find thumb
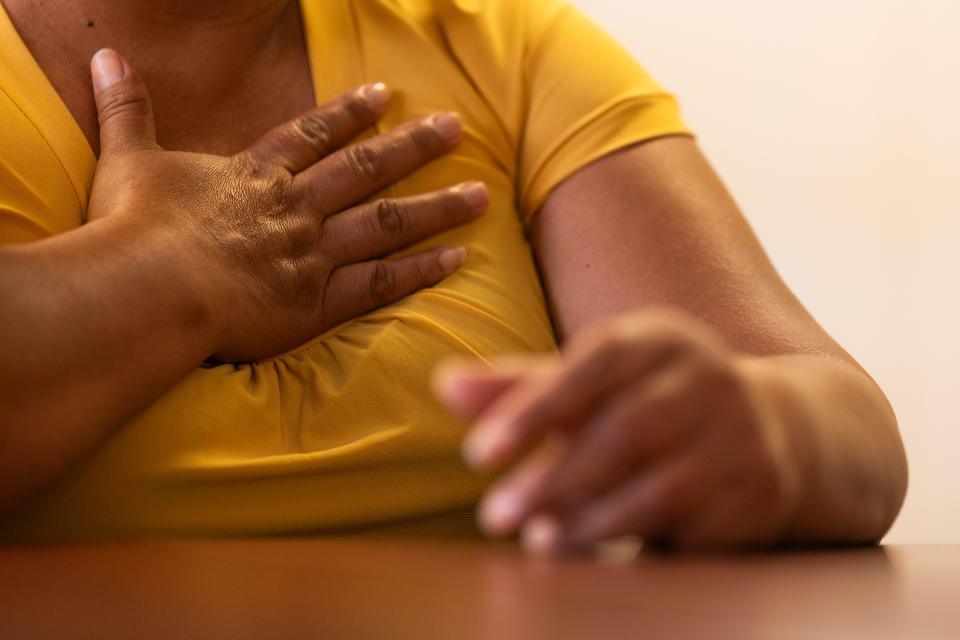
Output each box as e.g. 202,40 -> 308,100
90,48 -> 158,156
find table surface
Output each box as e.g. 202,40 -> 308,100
1,539 -> 957,639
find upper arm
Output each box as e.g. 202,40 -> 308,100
531,136 -> 854,363
478,1 -> 852,363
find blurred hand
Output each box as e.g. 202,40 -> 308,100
435,309 -> 803,554
88,48 -> 487,361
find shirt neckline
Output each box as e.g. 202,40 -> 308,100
0,0 -> 366,221
0,1 -> 97,218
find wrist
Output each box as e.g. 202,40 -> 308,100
87,212 -> 220,362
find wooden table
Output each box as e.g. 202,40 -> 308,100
1,539 -> 957,639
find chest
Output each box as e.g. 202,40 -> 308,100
1,0 -> 315,157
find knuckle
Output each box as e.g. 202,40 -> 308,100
288,216 -> 321,258
375,199 -> 407,238
408,123 -> 439,154
369,261 -> 398,304
96,85 -> 149,125
429,250 -> 448,279
342,94 -> 371,123
641,323 -> 692,354
294,112 -> 334,151
229,156 -> 294,215
573,330 -> 629,370
279,256 -> 318,308
571,340 -> 620,386
569,324 -> 617,359
266,170 -> 293,201
443,189 -> 470,218
231,151 -> 265,179
692,353 -> 740,394
598,333 -> 632,360
346,144 -> 384,182
651,377 -> 685,409
412,255 -> 427,284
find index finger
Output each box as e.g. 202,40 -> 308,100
295,112 -> 463,216
460,331 -> 680,471
433,358 -> 541,421
242,83 -> 391,173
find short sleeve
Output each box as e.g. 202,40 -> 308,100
433,0 -> 692,227
518,1 -> 691,222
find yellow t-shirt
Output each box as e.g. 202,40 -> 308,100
0,0 -> 690,540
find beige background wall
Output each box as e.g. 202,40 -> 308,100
574,0 -> 960,543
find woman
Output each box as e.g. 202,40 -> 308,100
0,0 -> 906,553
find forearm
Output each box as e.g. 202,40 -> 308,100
738,353 -> 908,544
0,215 -> 213,513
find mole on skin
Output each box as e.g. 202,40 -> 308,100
85,19 -> 94,28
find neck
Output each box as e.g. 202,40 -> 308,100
81,1 -> 299,48
2,0 -> 299,50
90,0 -> 295,28
42,0 -> 305,99
0,0 -> 314,155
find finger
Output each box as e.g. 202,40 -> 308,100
243,83 -> 391,173
483,368 -> 698,535
518,365 -> 704,520
520,514 -> 566,557
322,246 -> 467,326
297,112 -> 463,215
535,444 -> 715,553
325,181 -> 488,265
461,325 -> 685,471
433,366 -> 519,421
432,357 -> 542,421
479,436 -> 569,536
90,49 -> 159,156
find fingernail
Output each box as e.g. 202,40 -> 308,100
457,181 -> 488,213
361,82 -> 391,112
91,48 -> 124,92
481,490 -> 525,534
432,112 -> 463,144
522,516 -> 562,556
438,246 -> 467,273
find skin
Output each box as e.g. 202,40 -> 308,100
0,0 -> 908,550
2,0 -> 316,155
435,138 -> 908,553
0,5 -> 489,513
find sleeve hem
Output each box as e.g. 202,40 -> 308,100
520,97 -> 693,228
